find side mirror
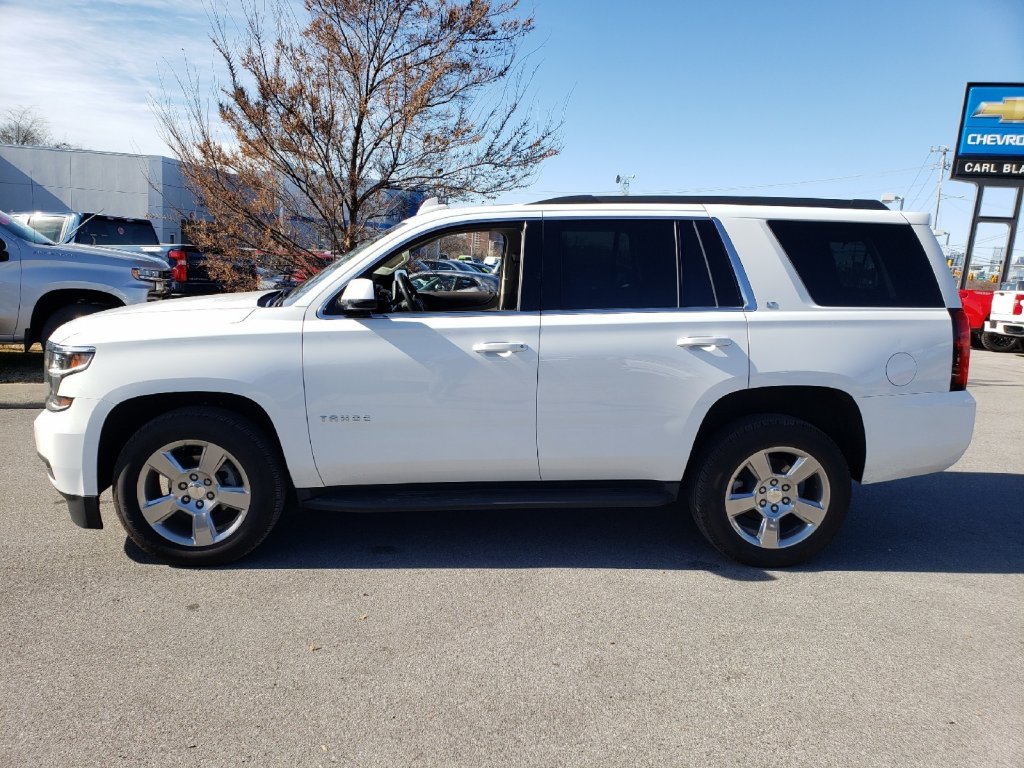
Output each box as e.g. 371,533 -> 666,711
0,238 -> 8,262
338,278 -> 377,314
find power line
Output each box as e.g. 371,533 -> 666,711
906,168 -> 936,211
903,150 -> 934,201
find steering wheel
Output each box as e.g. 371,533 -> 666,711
393,270 -> 425,312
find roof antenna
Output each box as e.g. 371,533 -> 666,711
615,174 -> 635,196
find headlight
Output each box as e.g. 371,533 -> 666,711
44,342 -> 95,412
132,267 -> 170,282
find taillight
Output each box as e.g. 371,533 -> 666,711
949,308 -> 971,391
169,249 -> 188,282
1014,294 -> 1024,316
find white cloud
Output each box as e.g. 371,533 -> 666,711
0,1 -> 268,156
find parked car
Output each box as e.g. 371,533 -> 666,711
414,258 -> 489,274
34,195 -> 975,568
410,271 -> 498,292
983,285 -> 1024,350
10,211 -> 226,296
0,209 -> 170,347
959,288 -> 1021,352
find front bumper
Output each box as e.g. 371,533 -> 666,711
62,492 -> 102,529
36,448 -> 103,529
34,397 -> 109,498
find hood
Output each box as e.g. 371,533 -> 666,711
49,241 -> 169,269
51,291 -> 266,346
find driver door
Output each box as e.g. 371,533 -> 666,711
302,219 -> 542,486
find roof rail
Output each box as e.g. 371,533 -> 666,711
530,195 -> 889,210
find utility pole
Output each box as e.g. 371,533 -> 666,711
931,145 -> 950,231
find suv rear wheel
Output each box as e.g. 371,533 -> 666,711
689,415 -> 851,567
112,407 -> 286,566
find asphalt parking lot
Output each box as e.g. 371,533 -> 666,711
1,351 -> 1021,767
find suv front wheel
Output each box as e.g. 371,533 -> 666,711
689,415 -> 851,567
112,407 -> 287,566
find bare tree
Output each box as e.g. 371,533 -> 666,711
0,106 -> 54,146
159,0 -> 561,285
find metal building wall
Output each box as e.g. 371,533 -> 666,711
0,144 -> 203,243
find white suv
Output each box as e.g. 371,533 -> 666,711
34,196 -> 977,567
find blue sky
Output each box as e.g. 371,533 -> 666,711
3,0 -> 1023,260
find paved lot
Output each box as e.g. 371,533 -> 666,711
1,351 -> 1021,767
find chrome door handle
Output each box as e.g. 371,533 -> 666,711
472,342 -> 528,354
677,336 -> 733,350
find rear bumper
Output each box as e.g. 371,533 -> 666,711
858,390 -> 976,484
170,280 -> 223,297
146,284 -> 171,300
984,320 -> 1024,337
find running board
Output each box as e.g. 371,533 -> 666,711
298,481 -> 680,514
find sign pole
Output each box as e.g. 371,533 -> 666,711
1002,187 -> 1022,285
951,83 -> 1024,289
960,186 -> 984,290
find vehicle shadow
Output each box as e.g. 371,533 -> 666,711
124,470 -> 1023,578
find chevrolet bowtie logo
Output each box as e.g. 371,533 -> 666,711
973,97 -> 1024,123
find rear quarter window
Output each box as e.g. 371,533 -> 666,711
768,220 -> 944,308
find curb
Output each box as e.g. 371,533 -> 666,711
0,383 -> 47,410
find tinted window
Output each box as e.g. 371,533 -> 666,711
543,220 -> 677,310
73,217 -> 159,246
695,220 -> 744,307
677,221 -> 715,307
768,221 -> 943,308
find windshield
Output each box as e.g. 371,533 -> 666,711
281,223 -> 406,305
0,210 -> 56,245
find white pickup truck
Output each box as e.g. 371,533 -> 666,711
34,195 -> 976,568
984,284 -> 1024,342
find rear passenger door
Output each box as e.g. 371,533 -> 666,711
536,217 -> 750,482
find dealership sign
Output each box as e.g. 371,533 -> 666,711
952,82 -> 1024,183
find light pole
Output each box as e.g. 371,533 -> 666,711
931,145 -> 950,231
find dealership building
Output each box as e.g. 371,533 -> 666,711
0,144 -> 202,244
0,143 -> 424,246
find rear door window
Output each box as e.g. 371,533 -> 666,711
541,219 -> 678,310
768,220 -> 943,307
73,217 -> 159,246
678,220 -> 744,308
541,218 -> 746,311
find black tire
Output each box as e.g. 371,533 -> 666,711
980,332 -> 1021,353
40,303 -> 110,346
112,407 -> 287,566
688,415 -> 851,568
